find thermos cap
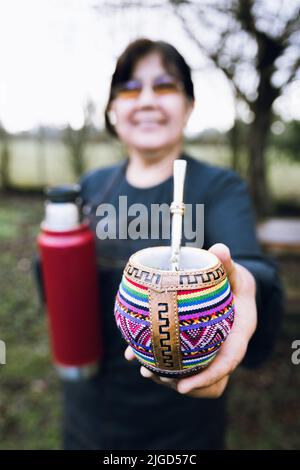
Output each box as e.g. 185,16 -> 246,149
43,184 -> 81,231
45,184 -> 81,203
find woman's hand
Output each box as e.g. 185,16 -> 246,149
124,243 -> 257,399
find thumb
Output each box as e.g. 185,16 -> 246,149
208,243 -> 236,287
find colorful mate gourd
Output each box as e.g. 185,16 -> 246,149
114,160 -> 235,378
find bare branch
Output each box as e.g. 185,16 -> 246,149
280,57 -> 300,90
173,6 -> 250,104
279,6 -> 300,43
235,0 -> 256,35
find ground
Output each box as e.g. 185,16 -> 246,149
0,194 -> 299,450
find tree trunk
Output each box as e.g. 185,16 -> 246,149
0,139 -> 11,192
247,39 -> 281,216
229,119 -> 240,172
37,128 -> 47,187
247,109 -> 272,216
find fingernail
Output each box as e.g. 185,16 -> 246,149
124,350 -> 131,360
140,367 -> 152,378
177,383 -> 189,394
160,377 -> 173,383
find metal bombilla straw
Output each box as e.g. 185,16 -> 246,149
170,159 -> 187,271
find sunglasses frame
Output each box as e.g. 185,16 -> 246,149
114,75 -> 184,100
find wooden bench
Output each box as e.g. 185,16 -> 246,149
257,218 -> 300,255
257,218 -> 300,314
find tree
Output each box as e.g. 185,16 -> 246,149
169,0 -> 300,214
0,123 -> 11,191
100,0 -> 300,214
37,126 -> 47,187
64,100 -> 95,179
227,118 -> 249,176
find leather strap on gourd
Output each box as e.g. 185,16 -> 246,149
148,289 -> 182,371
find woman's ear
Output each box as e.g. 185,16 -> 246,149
108,107 -> 117,126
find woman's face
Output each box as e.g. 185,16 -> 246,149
110,53 -> 194,153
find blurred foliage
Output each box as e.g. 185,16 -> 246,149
270,120 -> 300,162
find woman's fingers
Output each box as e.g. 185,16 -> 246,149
208,243 -> 256,300
208,243 -> 236,288
140,366 -> 178,390
125,245 -> 257,400
125,352 -> 178,389
126,349 -> 177,390
140,366 -> 153,378
124,345 -> 136,361
140,364 -> 229,399
139,359 -> 231,398
183,375 -> 230,399
176,330 -> 247,394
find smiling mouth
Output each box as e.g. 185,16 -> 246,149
134,120 -> 165,126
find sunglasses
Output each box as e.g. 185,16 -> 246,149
115,75 -> 183,99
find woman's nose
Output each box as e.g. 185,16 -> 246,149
136,84 -> 157,106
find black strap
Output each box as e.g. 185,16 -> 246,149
84,157 -> 129,210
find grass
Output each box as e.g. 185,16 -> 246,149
227,314 -> 300,450
0,195 -> 61,449
0,193 -> 299,450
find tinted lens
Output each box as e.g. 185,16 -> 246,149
153,80 -> 180,95
117,79 -> 142,99
115,77 -> 182,99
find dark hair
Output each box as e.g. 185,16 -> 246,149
105,38 -> 195,137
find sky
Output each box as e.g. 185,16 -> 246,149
0,0 -> 299,135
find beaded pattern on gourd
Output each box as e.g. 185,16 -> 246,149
114,273 -> 234,370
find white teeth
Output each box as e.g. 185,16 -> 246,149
138,121 -> 159,124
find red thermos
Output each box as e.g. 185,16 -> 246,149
37,185 -> 102,380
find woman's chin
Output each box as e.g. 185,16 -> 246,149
129,135 -> 172,152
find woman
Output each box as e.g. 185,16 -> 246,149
59,38 -> 283,450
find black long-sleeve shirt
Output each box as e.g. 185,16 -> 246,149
36,153 -> 284,450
